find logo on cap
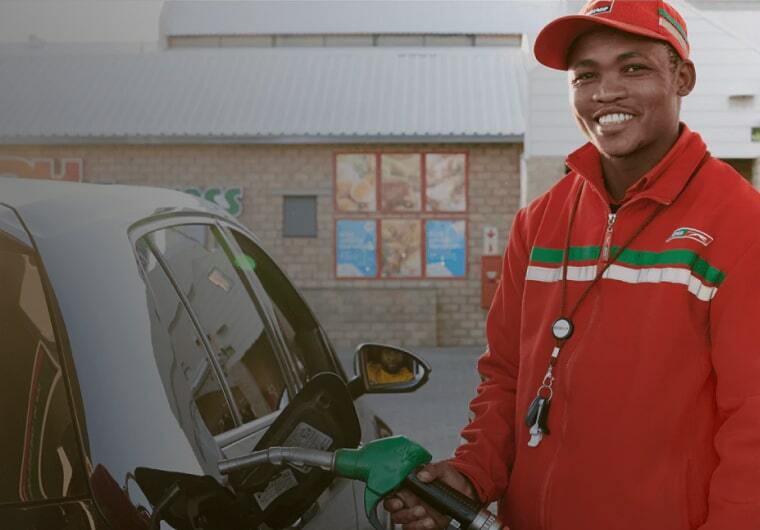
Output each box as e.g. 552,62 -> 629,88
585,0 -> 615,16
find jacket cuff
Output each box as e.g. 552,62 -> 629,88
447,456 -> 495,505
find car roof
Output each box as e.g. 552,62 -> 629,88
0,176 -> 226,236
0,176 -> 243,482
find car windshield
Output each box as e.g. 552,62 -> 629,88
0,231 -> 87,505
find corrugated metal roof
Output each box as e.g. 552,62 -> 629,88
162,0 -> 561,37
0,47 -> 526,143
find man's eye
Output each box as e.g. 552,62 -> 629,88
623,64 -> 648,73
572,72 -> 594,84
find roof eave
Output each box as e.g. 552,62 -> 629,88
0,134 -> 525,145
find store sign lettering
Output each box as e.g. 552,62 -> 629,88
180,186 -> 244,217
0,156 -> 83,182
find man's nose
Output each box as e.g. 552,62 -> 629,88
592,74 -> 627,102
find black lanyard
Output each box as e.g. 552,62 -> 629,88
525,152 -> 710,448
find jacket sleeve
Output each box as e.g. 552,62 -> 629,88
700,240 -> 760,529
449,208 -> 529,503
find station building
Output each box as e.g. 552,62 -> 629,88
0,1 -> 758,347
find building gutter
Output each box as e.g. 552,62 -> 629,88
0,134 -> 524,145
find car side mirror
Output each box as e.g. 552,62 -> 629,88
347,343 -> 431,399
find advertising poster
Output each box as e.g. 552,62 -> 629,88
426,220 -> 466,277
381,154 -> 421,212
425,153 -> 466,212
335,154 -> 377,212
336,220 -> 377,278
381,219 -> 422,277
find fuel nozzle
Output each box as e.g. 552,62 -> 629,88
218,436 -> 504,530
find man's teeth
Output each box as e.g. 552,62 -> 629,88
598,113 -> 634,125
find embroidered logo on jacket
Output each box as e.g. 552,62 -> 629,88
666,227 -> 714,247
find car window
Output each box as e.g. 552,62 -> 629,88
144,224 -> 289,429
0,232 -> 87,504
229,229 -> 341,379
135,237 -> 236,436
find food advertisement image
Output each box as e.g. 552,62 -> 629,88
336,220 -> 377,278
425,153 -> 466,212
381,153 -> 421,212
426,220 -> 466,277
381,219 -> 422,278
336,153 -> 377,212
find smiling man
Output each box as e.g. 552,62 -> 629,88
386,2 -> 760,530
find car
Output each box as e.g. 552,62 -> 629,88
0,176 -> 431,530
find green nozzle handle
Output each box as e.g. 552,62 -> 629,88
334,436 -> 432,530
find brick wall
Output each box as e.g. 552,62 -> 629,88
0,142 -> 521,348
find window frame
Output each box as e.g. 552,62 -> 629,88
129,214 -> 303,441
334,217 -> 470,280
223,223 -> 347,381
282,195 -> 318,238
333,150 -> 470,280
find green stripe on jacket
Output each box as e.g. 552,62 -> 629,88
530,246 -> 725,285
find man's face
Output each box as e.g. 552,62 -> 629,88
380,350 -> 404,373
567,29 -> 693,160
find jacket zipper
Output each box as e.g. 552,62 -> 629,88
600,212 -> 617,263
539,205 -> 621,530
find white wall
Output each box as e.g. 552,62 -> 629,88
524,63 -> 585,158
684,13 -> 760,158
0,1 -> 163,44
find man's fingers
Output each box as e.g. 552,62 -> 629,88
383,496 -> 403,512
403,517 -> 438,530
390,505 -> 431,525
387,489 -> 427,525
385,461 -> 476,530
394,488 -> 422,509
416,461 -> 478,500
385,488 -> 449,529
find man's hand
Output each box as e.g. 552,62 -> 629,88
383,461 -> 477,530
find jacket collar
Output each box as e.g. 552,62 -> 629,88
565,123 -> 708,206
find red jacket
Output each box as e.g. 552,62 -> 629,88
451,125 -> 760,530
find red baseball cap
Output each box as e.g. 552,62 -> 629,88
534,0 -> 690,70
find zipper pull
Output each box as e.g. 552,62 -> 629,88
601,212 -> 617,262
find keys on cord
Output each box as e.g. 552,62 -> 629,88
528,424 -> 543,447
525,395 -> 551,448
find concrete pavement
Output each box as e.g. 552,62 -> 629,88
339,346 -> 485,461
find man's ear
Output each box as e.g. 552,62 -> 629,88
676,59 -> 697,97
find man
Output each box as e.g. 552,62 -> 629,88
367,348 -> 414,384
386,1 -> 760,529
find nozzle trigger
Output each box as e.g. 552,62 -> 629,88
364,490 -> 385,530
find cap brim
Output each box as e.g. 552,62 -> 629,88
534,15 -> 670,70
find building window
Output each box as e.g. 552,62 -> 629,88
334,151 -> 468,279
752,127 -> 760,143
283,196 -> 318,238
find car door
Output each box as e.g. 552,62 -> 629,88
132,216 -> 361,529
0,208 -> 105,529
